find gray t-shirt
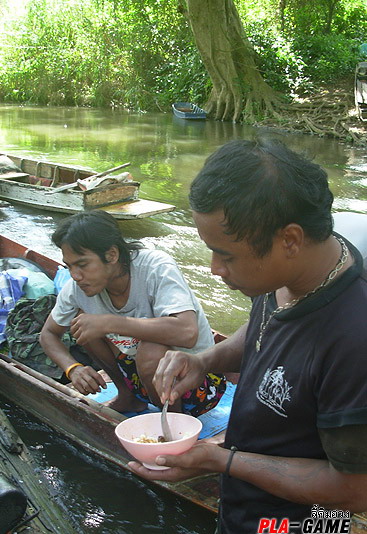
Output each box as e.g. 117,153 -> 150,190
51,248 -> 214,353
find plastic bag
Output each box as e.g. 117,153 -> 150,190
7,268 -> 55,299
54,266 -> 71,294
0,271 -> 27,344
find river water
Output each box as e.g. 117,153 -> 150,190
0,104 -> 366,533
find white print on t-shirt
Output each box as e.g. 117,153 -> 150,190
256,366 -> 292,418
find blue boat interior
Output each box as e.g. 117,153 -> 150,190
89,380 -> 236,439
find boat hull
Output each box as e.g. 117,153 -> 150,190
0,234 -> 220,513
0,354 -> 220,513
172,102 -> 207,120
0,154 -> 175,219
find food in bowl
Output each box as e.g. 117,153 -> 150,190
115,412 -> 202,470
133,434 -> 160,443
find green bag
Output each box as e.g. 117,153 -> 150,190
5,295 -> 75,379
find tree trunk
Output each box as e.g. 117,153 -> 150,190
324,0 -> 339,33
278,0 -> 287,32
183,0 -> 280,122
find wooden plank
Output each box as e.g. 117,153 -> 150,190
47,162 -> 131,194
0,355 -> 219,512
102,198 -> 175,219
0,235 -> 60,278
84,181 -> 140,208
0,179 -> 86,212
0,407 -> 76,533
1,153 -> 93,182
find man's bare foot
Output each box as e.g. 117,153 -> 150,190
103,394 -> 147,413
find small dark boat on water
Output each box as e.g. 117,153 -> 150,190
172,102 -> 207,120
355,61 -> 367,121
0,407 -> 77,533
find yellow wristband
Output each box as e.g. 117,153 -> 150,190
65,362 -> 84,380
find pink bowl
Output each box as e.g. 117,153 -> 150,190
115,412 -> 202,470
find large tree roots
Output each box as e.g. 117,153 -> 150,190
206,87 -> 366,146
255,89 -> 366,146
206,89 -> 282,123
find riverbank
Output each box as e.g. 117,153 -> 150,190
257,77 -> 366,146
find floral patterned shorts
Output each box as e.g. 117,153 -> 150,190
106,334 -> 227,417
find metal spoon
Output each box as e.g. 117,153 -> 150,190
161,398 -> 173,442
160,377 -> 176,442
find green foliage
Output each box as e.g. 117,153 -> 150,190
241,0 -> 364,92
0,0 -> 366,110
332,0 -> 367,38
246,23 -> 307,95
291,34 -> 360,83
0,0 -> 209,109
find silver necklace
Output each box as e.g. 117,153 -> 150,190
255,236 -> 349,353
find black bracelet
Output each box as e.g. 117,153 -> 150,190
225,445 -> 238,477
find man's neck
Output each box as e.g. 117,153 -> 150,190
106,269 -> 130,297
276,235 -> 352,307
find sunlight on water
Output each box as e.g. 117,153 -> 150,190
333,198 -> 367,212
83,507 -> 107,529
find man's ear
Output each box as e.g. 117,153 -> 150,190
105,245 -> 119,264
279,224 -> 304,258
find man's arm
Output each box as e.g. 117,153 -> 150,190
40,315 -> 106,394
129,440 -> 367,513
69,310 -> 199,348
153,323 -> 248,405
222,449 -> 367,512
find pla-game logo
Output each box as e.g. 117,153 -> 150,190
257,505 -> 351,534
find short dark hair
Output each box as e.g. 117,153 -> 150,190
52,210 -> 143,273
189,138 -> 334,257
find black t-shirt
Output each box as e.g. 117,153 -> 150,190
220,237 -> 367,534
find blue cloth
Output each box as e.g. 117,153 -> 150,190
54,266 -> 71,294
88,381 -> 236,439
0,271 -> 27,344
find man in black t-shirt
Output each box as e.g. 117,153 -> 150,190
128,139 -> 367,533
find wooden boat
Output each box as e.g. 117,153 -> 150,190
0,234 -> 225,514
355,62 -> 367,121
172,102 -> 207,120
0,407 -> 76,533
0,153 -> 175,219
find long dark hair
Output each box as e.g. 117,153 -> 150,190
189,138 -> 333,257
52,210 -> 143,273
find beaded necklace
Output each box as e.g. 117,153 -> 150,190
255,236 -> 349,352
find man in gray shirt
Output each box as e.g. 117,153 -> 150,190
40,210 -> 226,415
